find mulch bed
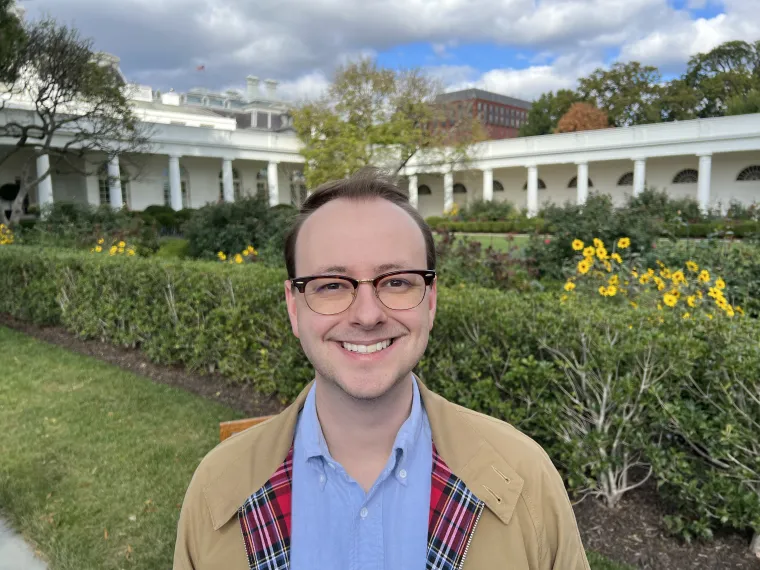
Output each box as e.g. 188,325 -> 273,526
2,314 -> 759,570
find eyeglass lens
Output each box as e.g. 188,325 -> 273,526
303,273 -> 427,315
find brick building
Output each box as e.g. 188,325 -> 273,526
435,88 -> 532,140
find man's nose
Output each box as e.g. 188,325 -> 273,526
349,282 -> 387,326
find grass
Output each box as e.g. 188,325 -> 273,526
0,326 -> 632,570
434,232 -> 531,253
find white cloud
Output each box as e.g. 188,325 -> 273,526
276,71 -> 331,103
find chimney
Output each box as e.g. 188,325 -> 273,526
264,79 -> 278,101
246,76 -> 260,101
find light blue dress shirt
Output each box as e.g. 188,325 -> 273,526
290,376 -> 433,570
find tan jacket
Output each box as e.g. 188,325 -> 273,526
173,379 -> 591,570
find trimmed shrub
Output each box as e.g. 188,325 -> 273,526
154,238 -> 190,259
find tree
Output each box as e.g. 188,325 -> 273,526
0,17 -> 150,225
683,40 -> 760,118
577,62 -> 663,127
518,89 -> 580,137
555,102 -> 610,133
0,0 -> 25,83
291,58 -> 485,188
726,88 -> 760,116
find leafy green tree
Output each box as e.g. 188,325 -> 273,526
658,78 -> 700,122
292,58 -> 484,188
726,88 -> 760,115
518,89 -> 580,137
684,40 -> 760,117
0,0 -> 26,83
576,62 -> 663,126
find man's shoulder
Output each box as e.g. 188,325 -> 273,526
443,398 -> 561,481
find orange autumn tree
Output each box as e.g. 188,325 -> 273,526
555,102 -> 610,133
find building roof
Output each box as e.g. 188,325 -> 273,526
132,100 -> 224,118
436,88 -> 532,109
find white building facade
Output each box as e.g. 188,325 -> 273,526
2,73 -> 760,217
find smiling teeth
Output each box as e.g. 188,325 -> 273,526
342,339 -> 392,354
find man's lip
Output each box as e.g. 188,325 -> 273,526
333,337 -> 397,345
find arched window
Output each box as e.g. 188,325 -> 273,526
672,169 -> 698,184
737,165 -> 760,181
291,170 -> 307,208
163,165 -> 190,208
418,184 -> 432,195
568,176 -> 594,188
98,163 -> 131,208
523,179 -> 547,190
617,172 -> 634,186
493,180 -> 504,192
218,168 -> 242,201
453,183 -> 467,194
257,168 -> 268,195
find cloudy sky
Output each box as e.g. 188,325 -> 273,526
19,0 -> 760,103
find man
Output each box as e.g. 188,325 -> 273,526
173,168 -> 590,570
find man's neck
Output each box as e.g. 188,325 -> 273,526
314,375 -> 414,489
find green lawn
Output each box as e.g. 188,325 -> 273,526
434,232 -> 531,252
0,326 -> 632,570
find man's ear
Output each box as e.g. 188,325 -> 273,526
284,280 -> 300,338
427,278 -> 437,331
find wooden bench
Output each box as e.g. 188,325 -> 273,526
219,416 -> 274,442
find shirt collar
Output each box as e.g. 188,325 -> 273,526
295,375 -> 426,471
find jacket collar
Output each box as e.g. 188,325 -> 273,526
203,378 -> 524,531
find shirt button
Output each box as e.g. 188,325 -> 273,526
399,469 -> 407,479
360,507 -> 368,519
319,474 -> 326,484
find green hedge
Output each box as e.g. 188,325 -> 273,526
1,245 -> 758,541
426,219 -> 549,233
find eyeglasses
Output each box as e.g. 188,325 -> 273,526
290,269 -> 436,315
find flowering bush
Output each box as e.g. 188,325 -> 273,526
90,237 -> 136,256
561,236 -> 744,321
216,244 -> 258,265
0,223 -> 14,245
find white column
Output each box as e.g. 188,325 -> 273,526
698,154 -> 712,214
633,159 -> 646,197
408,174 -> 418,209
222,158 -> 234,203
36,153 -> 54,210
168,155 -> 182,211
482,169 -> 494,202
527,165 -> 538,218
576,162 -> 588,206
107,155 -> 123,209
267,161 -> 279,206
443,171 -> 454,213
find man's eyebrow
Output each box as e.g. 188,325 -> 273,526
311,263 -> 409,275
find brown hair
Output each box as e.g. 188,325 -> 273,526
284,167 -> 436,278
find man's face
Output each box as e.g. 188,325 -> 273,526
285,197 -> 437,401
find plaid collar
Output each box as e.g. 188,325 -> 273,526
238,444 -> 484,570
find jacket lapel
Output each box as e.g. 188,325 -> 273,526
236,444 -> 483,570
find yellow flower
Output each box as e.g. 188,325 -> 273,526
95,245 -> 102,253
598,286 -> 607,296
698,269 -> 710,283
715,277 -> 726,290
707,314 -> 713,320
687,295 -> 697,308
608,275 -> 619,286
696,289 -> 703,299
234,254 -> 243,264
669,289 -> 681,299
572,239 -> 584,251
639,274 -> 651,284
577,260 -> 591,274
708,287 -> 722,299
647,268 -> 655,276
656,260 -> 665,268
653,277 -> 665,291
127,249 -> 135,256
564,281 -> 576,292
582,246 -> 595,258
726,307 -> 735,318
98,238 -> 105,245
660,268 -> 672,279
596,247 -> 609,260
617,237 -> 631,249
716,297 -> 728,310
611,253 -> 623,264
671,270 -> 686,285
686,261 -> 698,272
682,312 -> 690,320
593,238 -> 604,248
603,260 -> 612,272
630,301 -> 638,309
118,241 -> 126,248
657,303 -> 663,311
607,285 -> 618,296
217,251 -> 227,261
663,293 -> 678,307
631,269 -> 639,278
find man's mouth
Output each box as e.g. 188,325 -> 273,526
340,338 -> 395,354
